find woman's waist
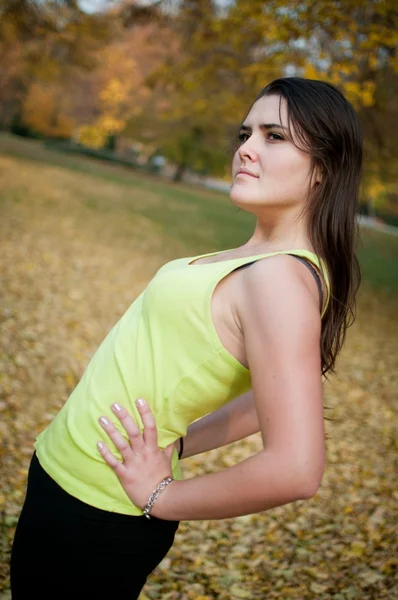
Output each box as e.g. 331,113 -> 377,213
34,432 -> 183,516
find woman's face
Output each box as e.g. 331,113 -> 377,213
230,94 -> 316,212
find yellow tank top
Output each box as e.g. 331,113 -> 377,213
35,248 -> 330,515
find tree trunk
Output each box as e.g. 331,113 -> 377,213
173,163 -> 187,182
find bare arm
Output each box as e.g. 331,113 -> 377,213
145,256 -> 325,520
179,390 -> 259,459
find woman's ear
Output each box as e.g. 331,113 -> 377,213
313,164 -> 323,186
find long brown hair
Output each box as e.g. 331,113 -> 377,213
256,77 -> 363,377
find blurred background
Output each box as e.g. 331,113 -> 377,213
0,1 -> 397,599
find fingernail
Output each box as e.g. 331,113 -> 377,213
136,398 -> 145,407
112,403 -> 122,412
97,441 -> 104,449
99,416 -> 109,426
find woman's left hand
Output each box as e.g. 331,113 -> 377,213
97,399 -> 175,510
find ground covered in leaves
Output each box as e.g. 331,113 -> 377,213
0,140 -> 397,599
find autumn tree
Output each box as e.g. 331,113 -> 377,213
0,0 -> 170,142
299,0 -> 398,208
0,0 -> 113,133
124,0 -> 230,180
76,19 -> 171,149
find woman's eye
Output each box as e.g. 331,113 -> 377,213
267,132 -> 284,141
238,132 -> 250,143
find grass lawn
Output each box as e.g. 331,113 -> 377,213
0,134 -> 397,600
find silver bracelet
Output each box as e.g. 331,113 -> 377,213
143,476 -> 174,520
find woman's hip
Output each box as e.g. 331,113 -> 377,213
10,452 -> 179,597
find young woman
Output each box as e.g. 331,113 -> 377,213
10,77 -> 363,598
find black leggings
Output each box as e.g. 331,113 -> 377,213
10,453 -> 179,599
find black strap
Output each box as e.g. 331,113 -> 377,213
287,254 -> 323,313
235,255 -> 324,314
178,436 -> 184,459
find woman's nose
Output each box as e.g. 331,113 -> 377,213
238,140 -> 258,162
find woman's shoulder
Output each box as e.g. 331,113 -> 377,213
234,255 -> 322,378
236,254 -> 324,326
